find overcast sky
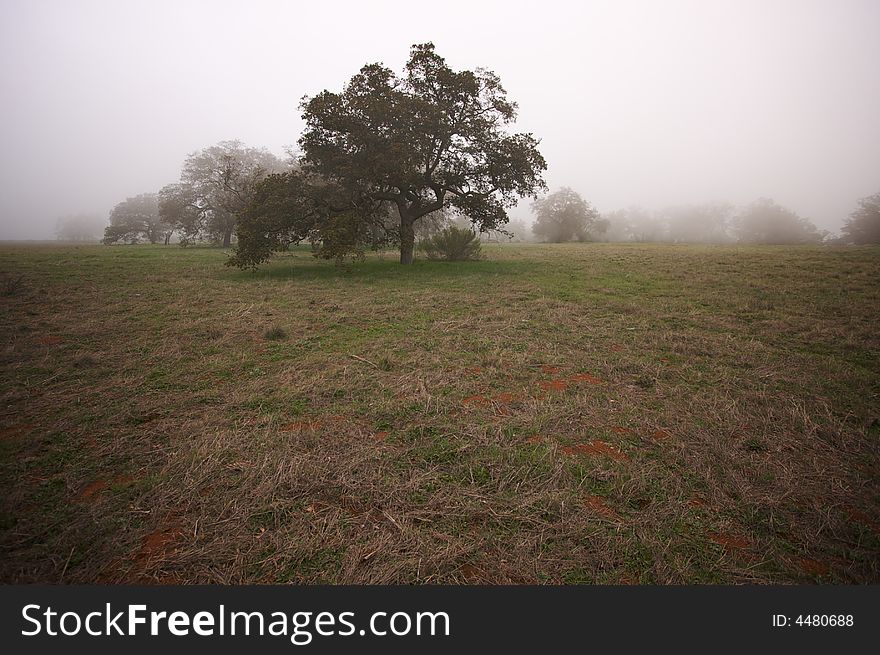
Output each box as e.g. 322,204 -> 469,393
1,0 -> 878,239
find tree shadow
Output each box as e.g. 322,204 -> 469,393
219,252 -> 541,285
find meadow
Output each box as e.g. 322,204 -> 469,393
1,242 -> 878,583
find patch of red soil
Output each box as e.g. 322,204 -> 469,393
465,367 -> 483,374
797,558 -> 830,576
77,480 -> 109,500
570,373 -> 603,385
36,335 -> 63,345
687,497 -> 709,508
561,440 -> 629,461
651,429 -> 673,441
493,392 -> 518,404
0,423 -> 34,439
617,573 -> 638,584
584,495 -> 618,519
538,379 -> 568,391
541,365 -> 561,374
131,518 -> 184,566
525,435 -> 546,444
848,509 -> 880,534
462,395 -> 490,407
707,531 -> 751,549
610,345 -> 624,353
611,426 -> 635,435
372,431 -> 389,441
77,475 -> 135,501
458,563 -> 483,583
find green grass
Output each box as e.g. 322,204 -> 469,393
0,241 -> 878,583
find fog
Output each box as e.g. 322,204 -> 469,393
1,0 -> 878,240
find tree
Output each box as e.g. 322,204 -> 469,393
233,169 -> 392,264
165,141 -> 285,247
55,213 -> 105,242
531,187 -> 603,242
841,191 -> 880,244
158,182 -> 201,245
662,203 -> 733,243
232,42 -> 546,267
498,218 -> 532,242
734,198 -> 823,244
102,193 -> 167,244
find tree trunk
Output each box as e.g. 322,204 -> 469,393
223,227 -> 233,248
399,219 -> 415,265
164,232 -> 171,246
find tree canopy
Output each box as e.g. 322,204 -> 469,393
161,141 -> 285,247
733,198 -> 823,245
102,193 -> 167,245
841,191 -> 880,244
662,203 -> 733,243
231,43 -> 547,267
55,213 -> 105,242
531,187 -> 604,243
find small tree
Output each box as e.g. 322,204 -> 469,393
841,191 -> 880,244
531,187 -> 603,242
420,225 -> 482,261
102,193 -> 166,244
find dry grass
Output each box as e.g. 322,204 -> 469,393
0,242 -> 878,584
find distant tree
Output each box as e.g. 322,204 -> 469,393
102,193 -> 166,244
531,187 -> 603,242
231,42 -> 546,268
158,182 -> 201,246
599,207 -> 667,242
662,203 -> 733,243
55,213 -> 105,242
498,218 -> 532,242
166,141 -> 285,247
734,198 -> 822,244
841,191 -> 880,244
413,209 -> 453,242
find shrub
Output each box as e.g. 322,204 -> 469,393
420,226 -> 482,261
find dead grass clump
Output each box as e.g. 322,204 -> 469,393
264,326 -> 288,341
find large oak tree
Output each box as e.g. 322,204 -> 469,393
232,43 -> 546,267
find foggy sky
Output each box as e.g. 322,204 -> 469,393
1,0 -> 878,239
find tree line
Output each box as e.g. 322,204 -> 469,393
526,188 -> 878,245
96,43 -> 880,259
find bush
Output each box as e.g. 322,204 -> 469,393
420,226 -> 482,261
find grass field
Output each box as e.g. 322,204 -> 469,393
1,242 -> 878,584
